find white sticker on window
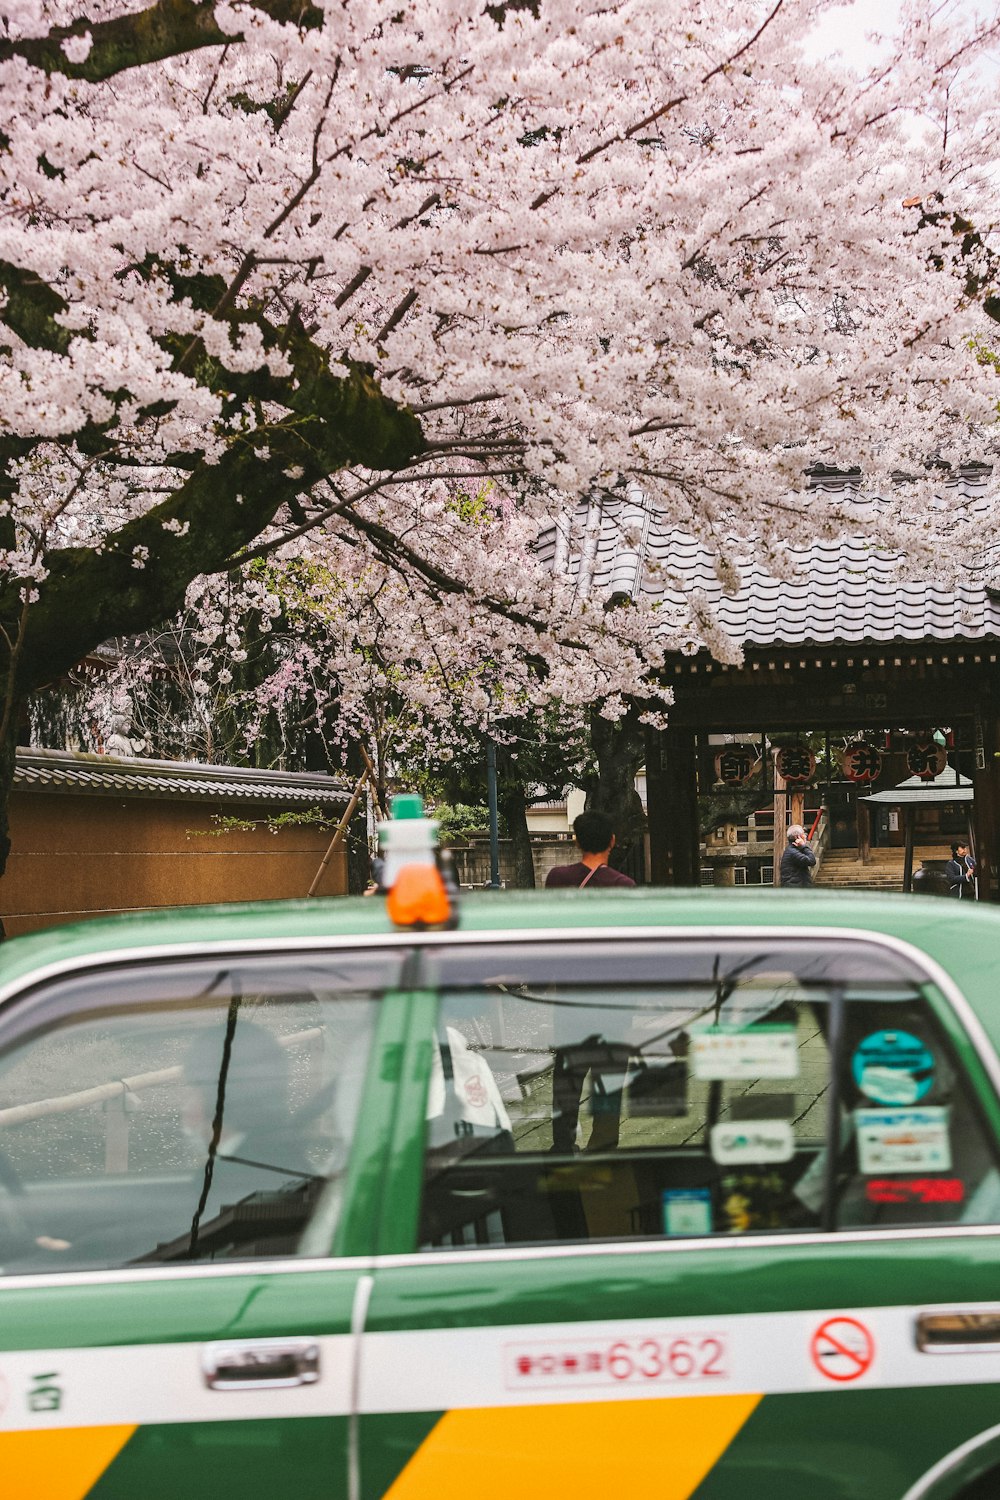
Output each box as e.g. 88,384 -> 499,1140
710,1120 -> 795,1164
858,1065 -> 920,1106
692,1026 -> 799,1081
854,1107 -> 952,1175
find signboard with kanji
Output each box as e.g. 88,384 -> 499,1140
714,743 -> 758,786
841,742 -> 883,783
775,744 -> 816,784
905,741 -> 948,781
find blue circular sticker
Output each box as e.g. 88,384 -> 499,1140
851,1029 -> 934,1105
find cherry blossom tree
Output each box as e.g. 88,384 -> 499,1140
76,541 -> 619,885
2,0 -> 1000,895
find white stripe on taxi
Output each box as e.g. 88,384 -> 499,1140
0,1335 -> 353,1432
3,1301 -> 1000,1435
358,1302 -> 1000,1412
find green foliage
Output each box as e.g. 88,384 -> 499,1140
968,335 -> 1000,371
969,335 -> 1000,412
432,801 -> 494,842
249,554 -> 340,627
446,481 -> 495,526
188,807 -> 337,838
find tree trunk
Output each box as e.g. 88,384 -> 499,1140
495,749 -> 536,888
0,713 -> 19,931
586,708 -> 647,883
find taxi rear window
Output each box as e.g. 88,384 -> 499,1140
0,951 -> 398,1274
417,938 -> 1000,1249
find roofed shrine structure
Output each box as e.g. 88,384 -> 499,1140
541,464 -> 1000,899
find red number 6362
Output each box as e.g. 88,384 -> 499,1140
607,1336 -> 725,1381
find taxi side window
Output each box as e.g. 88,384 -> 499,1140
0,955 -> 385,1274
833,998 -> 1000,1229
417,941 -> 1000,1249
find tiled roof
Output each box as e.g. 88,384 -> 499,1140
14,748 -> 351,806
861,769 -> 974,805
539,469 -> 1000,651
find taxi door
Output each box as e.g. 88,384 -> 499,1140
0,944 -> 408,1500
358,932 -> 1000,1500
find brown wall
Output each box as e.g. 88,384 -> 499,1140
1,792 -> 347,937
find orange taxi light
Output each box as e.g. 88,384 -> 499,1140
386,864 -> 452,929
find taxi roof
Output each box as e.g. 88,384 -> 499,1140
0,890 -> 998,1062
1,887 -> 997,1008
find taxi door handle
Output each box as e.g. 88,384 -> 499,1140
202,1337 -> 321,1390
916,1312 -> 1000,1352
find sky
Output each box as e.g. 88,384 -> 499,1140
806,0 -> 903,63
808,0 -> 1000,71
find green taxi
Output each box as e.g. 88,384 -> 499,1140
2,888 -> 1000,1499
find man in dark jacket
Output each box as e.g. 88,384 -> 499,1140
946,841 -> 975,899
779,824 -> 817,887
545,810 -> 636,888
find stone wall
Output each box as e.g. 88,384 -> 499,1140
446,834 -> 578,889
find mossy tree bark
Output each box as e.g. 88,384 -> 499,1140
584,708 -> 648,882
495,747 -> 536,889
0,0 -> 325,83
0,731 -> 17,912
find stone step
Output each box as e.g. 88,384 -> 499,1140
820,867 -> 922,875
819,857 -> 950,873
815,848 -> 953,890
816,880 -> 909,891
816,879 -> 906,887
820,867 -> 932,878
818,852 -> 942,862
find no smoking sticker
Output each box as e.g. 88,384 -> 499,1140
811,1316 -> 875,1383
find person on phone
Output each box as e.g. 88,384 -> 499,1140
779,823 -> 816,888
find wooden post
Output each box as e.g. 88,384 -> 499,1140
648,727 -> 700,885
772,755 -> 786,886
971,703 -> 999,902
359,746 -> 385,820
644,726 -> 670,885
967,818 -> 978,902
856,798 -> 871,866
669,729 -> 701,885
307,767 -> 369,897
902,805 -> 915,893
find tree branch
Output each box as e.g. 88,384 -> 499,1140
0,260 -> 73,354
2,370 -> 422,694
0,0 -> 324,83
